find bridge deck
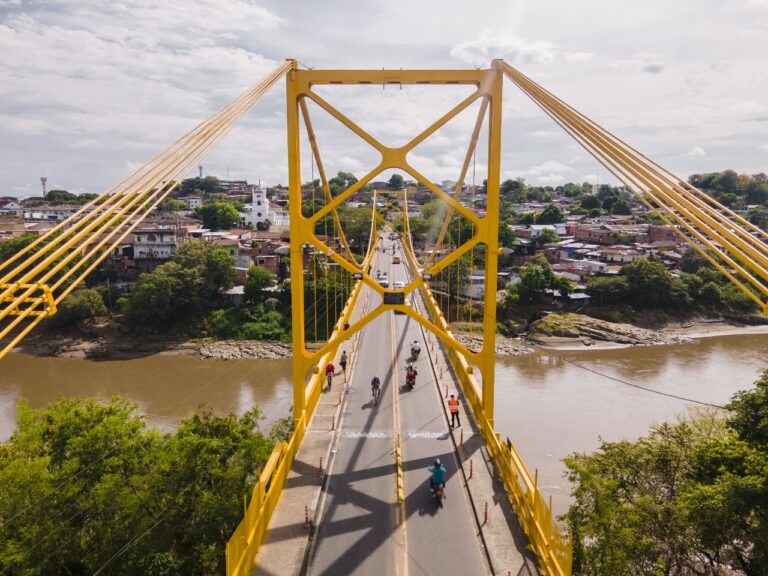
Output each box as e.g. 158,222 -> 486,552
254,237 -> 538,576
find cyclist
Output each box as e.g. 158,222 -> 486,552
371,375 -> 381,405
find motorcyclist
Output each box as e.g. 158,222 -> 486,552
371,375 -> 381,401
406,363 -> 417,386
411,340 -> 421,358
325,362 -> 335,389
428,458 -> 446,492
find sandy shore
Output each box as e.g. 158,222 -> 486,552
534,320 -> 768,351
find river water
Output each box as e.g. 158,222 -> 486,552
2,333 -> 767,517
0,353 -> 294,441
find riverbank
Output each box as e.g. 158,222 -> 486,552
529,313 -> 768,351
11,313 -> 768,360
13,333 -> 292,360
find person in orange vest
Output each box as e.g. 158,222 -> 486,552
448,394 -> 460,428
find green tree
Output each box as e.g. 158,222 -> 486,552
388,173 -> 404,189
680,247 -> 710,273
245,265 -> 276,302
0,397 -> 284,575
498,221 -> 516,248
195,202 -> 240,231
610,198 -> 632,215
45,189 -> 79,203
328,172 -> 358,197
171,241 -> 234,298
517,253 -> 571,303
47,288 -> 106,329
534,227 -> 559,245
256,219 -> 272,231
123,242 -> 233,333
580,195 -> 601,210
621,257 -> 674,308
586,276 -> 631,305
537,203 -> 565,224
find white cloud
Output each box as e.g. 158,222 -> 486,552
760,144 -> 768,152
566,52 -> 594,61
524,161 -> 573,176
613,52 -> 665,74
686,146 -> 707,156
450,31 -> 555,66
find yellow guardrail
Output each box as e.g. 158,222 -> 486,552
402,244 -> 572,576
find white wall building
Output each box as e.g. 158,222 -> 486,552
241,185 -> 289,227
133,227 -> 177,259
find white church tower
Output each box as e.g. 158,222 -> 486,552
251,184 -> 269,224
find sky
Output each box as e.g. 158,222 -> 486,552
1,0 -> 767,198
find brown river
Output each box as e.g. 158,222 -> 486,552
2,333 -> 767,516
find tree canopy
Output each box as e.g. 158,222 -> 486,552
0,397 -> 287,575
566,371 -> 768,574
122,241 -> 233,333
195,201 -> 240,231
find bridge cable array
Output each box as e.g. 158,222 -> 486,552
497,60 -> 768,315
0,60 -> 295,360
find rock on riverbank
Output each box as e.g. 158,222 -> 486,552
455,332 -> 534,356
528,313 -> 693,346
14,334 -> 292,360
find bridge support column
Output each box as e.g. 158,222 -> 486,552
286,67 -> 306,431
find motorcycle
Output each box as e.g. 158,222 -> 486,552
432,482 -> 445,507
405,366 -> 416,390
410,346 -> 421,361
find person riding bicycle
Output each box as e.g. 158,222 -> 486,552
428,458 -> 446,492
371,375 -> 381,397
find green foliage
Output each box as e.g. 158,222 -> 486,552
517,253 -> 572,303
537,203 -> 565,224
244,265 -> 275,303
255,219 -> 271,231
566,371 -> 768,574
47,288 -> 106,329
388,173 -> 404,189
122,241 -> 233,334
0,233 -> 82,289
689,171 -> 768,210
180,176 -> 222,197
328,172 -> 358,197
158,198 -> 187,211
0,397 -> 280,575
498,221 -> 516,248
534,227 -> 559,246
609,198 -> 631,215
580,194 -> 601,210
194,201 -> 240,231
586,276 -> 631,305
621,257 -> 676,308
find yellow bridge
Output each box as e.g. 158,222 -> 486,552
2,60 -> 767,576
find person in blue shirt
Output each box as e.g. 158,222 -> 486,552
428,458 -> 446,492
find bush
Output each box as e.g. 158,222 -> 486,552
47,288 -> 106,329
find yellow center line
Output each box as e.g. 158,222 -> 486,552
389,237 -> 409,576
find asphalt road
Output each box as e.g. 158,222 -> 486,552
306,235 -> 489,576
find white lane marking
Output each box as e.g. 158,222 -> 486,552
343,430 -> 395,439
405,431 -> 450,440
